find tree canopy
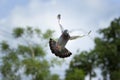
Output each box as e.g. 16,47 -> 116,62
65,17 -> 120,80
0,27 -> 60,80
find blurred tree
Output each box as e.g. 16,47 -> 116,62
0,27 -> 60,80
94,17 -> 120,80
65,17 -> 120,80
65,51 -> 96,80
50,74 -> 60,80
65,68 -> 85,80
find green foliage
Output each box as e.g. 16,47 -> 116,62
94,18 -> 120,80
22,58 -> 49,77
0,41 -> 9,51
50,58 -> 64,67
13,27 -> 24,38
34,28 -> 42,37
110,70 -> 120,80
2,51 -> 18,63
43,29 -> 54,39
17,45 -> 31,55
65,17 -> 120,80
99,18 -> 120,41
65,68 -> 85,80
33,44 -> 46,57
0,26 -> 60,80
0,50 -> 21,80
1,62 -> 11,76
50,74 -> 60,80
26,26 -> 33,37
66,51 -> 96,80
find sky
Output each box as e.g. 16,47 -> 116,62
0,0 -> 120,80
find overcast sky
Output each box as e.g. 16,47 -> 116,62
0,0 -> 120,80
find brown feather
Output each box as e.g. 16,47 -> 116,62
49,38 -> 72,58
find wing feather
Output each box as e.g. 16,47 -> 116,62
49,38 -> 72,58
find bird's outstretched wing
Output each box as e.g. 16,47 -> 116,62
70,35 -> 85,40
70,31 -> 91,40
57,14 -> 64,33
49,38 -> 72,58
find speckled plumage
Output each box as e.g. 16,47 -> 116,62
49,30 -> 72,58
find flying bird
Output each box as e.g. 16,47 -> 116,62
49,14 -> 91,58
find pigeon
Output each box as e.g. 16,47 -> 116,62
49,14 -> 91,58
49,30 -> 71,58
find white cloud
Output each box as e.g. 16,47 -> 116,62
0,0 -> 120,79
85,0 -> 105,8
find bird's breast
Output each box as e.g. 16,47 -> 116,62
57,34 -> 70,47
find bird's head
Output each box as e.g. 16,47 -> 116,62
63,30 -> 69,36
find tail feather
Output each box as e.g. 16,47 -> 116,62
49,38 -> 72,58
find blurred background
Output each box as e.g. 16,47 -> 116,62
0,0 -> 120,80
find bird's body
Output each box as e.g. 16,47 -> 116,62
57,30 -> 70,48
49,14 -> 91,58
49,30 -> 72,58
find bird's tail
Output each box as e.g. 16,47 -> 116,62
49,38 -> 72,58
